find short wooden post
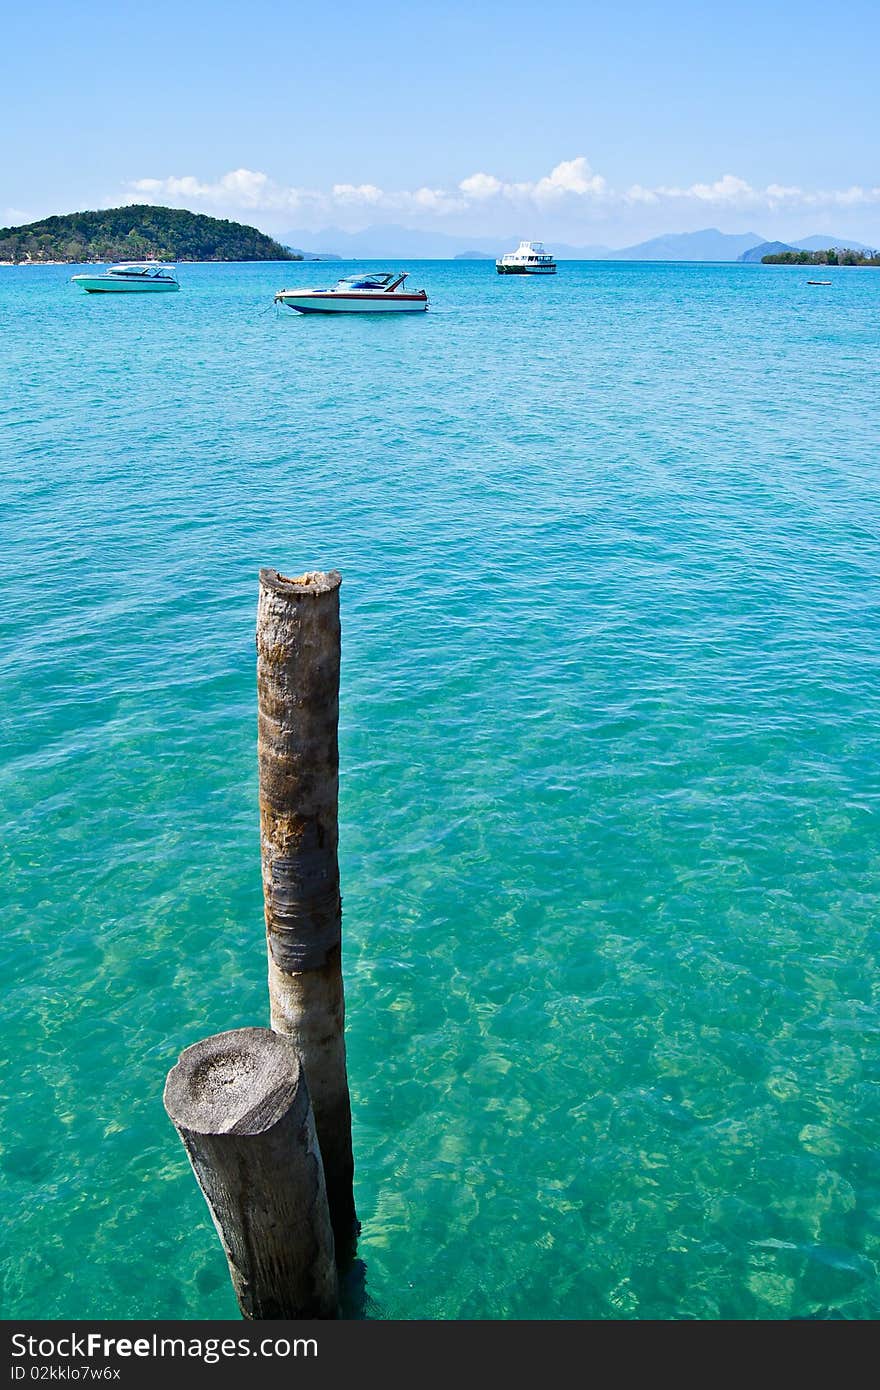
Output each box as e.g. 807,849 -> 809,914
164,1027 -> 339,1320
255,568 -> 357,1258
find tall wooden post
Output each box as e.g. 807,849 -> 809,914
163,1027 -> 339,1320
255,568 -> 357,1258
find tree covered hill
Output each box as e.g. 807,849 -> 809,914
761,247 -> 879,266
0,205 -> 299,263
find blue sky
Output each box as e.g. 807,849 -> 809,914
3,0 -> 878,245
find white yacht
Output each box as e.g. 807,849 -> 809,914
274,271 -> 428,313
495,241 -> 557,275
71,263 -> 180,293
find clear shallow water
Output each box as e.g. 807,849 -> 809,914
1,259 -> 879,1320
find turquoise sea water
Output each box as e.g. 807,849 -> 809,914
1,259 -> 879,1320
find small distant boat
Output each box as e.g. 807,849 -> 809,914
807,279 -> 832,286
495,241 -> 556,275
274,271 -> 428,313
71,262 -> 179,293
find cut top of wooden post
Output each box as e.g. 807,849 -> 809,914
259,569 -> 342,598
163,1028 -> 340,1320
164,1028 -> 309,1138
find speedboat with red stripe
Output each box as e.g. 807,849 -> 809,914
274,271 -> 428,313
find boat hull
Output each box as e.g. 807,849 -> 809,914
276,291 -> 428,313
71,276 -> 179,293
495,264 -> 556,274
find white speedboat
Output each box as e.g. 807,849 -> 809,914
274,271 -> 428,313
71,262 -> 180,293
495,241 -> 556,275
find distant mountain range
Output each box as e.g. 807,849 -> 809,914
608,229 -> 765,260
282,224 -> 876,262
282,225 -> 509,259
612,229 -> 873,260
284,246 -> 341,261
282,224 -> 613,259
7,205 -> 870,267
795,234 -> 875,252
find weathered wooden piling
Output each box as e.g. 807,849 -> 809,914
163,1027 -> 339,1320
255,568 -> 357,1257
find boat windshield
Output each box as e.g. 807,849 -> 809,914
337,273 -> 396,289
108,263 -> 177,277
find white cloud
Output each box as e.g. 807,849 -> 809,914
411,186 -> 460,211
647,174 -> 759,204
458,172 -> 502,199
457,159 -> 605,205
331,183 -> 383,204
813,184 -> 880,207
687,174 -> 755,203
130,169 -> 274,207
121,160 -> 880,231
533,158 -> 606,200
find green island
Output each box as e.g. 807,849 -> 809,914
0,205 -> 300,264
762,247 -> 880,266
